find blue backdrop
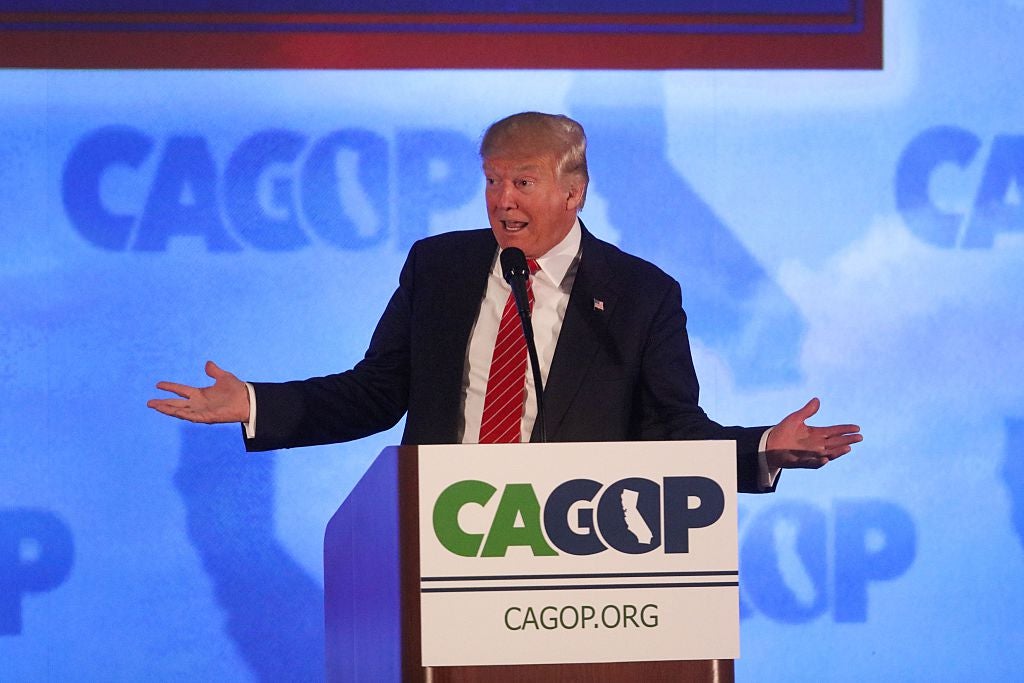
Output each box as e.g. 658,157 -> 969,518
2,2 -> 1022,680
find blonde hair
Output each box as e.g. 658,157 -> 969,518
480,112 -> 589,206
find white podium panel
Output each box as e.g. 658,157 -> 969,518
417,441 -> 738,667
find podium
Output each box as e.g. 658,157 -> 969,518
325,444 -> 738,682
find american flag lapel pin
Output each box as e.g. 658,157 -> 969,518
593,298 -> 605,311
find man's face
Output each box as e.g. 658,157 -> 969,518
483,154 -> 583,259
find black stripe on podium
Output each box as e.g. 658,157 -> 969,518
421,570 -> 737,582
421,581 -> 739,593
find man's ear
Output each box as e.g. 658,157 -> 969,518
565,180 -> 585,212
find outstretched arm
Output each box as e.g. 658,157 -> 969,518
148,360 -> 250,424
765,397 -> 862,470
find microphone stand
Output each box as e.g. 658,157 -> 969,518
519,312 -> 546,444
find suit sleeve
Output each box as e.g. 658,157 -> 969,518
242,247 -> 418,452
637,278 -> 773,493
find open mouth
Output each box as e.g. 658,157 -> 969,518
502,220 -> 528,232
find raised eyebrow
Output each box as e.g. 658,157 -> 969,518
482,172 -> 539,186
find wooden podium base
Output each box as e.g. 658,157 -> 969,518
422,659 -> 733,682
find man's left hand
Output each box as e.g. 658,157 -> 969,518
766,397 -> 862,470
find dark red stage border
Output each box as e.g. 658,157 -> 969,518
0,1 -> 881,69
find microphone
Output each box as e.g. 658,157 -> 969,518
500,247 -> 532,322
499,247 -> 547,443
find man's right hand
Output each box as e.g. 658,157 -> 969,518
148,361 -> 250,424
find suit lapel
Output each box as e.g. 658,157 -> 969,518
443,231 -> 496,344
431,231 -> 496,439
533,227 -> 618,441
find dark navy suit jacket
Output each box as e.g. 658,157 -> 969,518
245,226 -> 771,493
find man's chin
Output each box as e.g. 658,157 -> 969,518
491,229 -> 532,253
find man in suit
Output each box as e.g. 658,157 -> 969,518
148,112 -> 861,492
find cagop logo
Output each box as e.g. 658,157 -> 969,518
431,476 -> 725,558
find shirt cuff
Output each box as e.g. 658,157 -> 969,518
243,382 -> 257,440
757,427 -> 780,491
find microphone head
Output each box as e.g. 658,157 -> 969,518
500,247 -> 529,284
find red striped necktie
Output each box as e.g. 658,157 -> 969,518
478,259 -> 540,443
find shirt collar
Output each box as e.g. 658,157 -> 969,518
536,218 -> 582,286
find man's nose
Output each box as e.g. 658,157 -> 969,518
496,182 -> 517,209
